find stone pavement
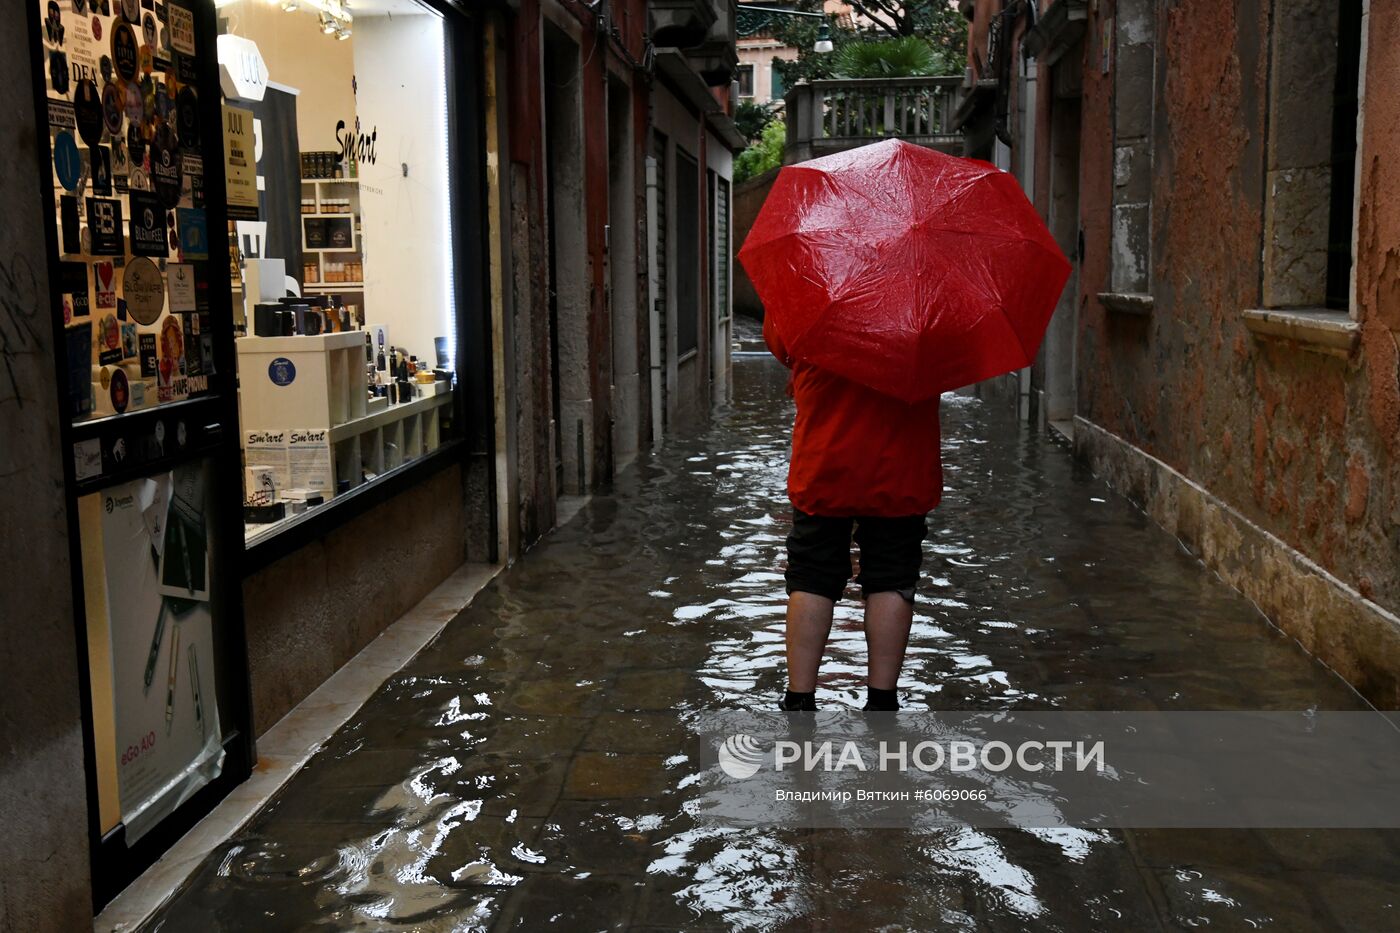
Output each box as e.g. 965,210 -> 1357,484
141,353 -> 1400,931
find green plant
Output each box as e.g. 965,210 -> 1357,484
734,119 -> 787,184
735,100 -> 777,146
833,35 -> 946,79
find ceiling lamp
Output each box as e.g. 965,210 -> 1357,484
813,22 -> 834,54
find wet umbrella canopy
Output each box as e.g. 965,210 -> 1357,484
739,139 -> 1071,402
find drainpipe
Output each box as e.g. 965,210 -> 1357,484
645,154 -> 664,448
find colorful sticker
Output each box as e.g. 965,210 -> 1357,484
175,86 -> 198,148
268,358 -> 296,387
176,207 -> 207,259
73,79 -> 104,145
111,21 -> 138,82
95,260 -> 117,307
167,3 -> 194,56
122,255 -> 165,324
91,145 -> 112,195
60,261 -> 90,318
101,80 -> 123,134
167,262 -> 196,312
128,189 -> 167,257
54,132 -> 82,192
109,366 -> 130,413
149,124 -> 181,207
49,99 -> 76,130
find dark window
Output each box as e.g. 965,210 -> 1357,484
737,65 -> 755,98
1326,0 -> 1364,310
675,149 -> 700,358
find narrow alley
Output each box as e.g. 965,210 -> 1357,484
134,348 -> 1398,931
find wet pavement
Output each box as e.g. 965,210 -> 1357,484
143,342 -> 1400,931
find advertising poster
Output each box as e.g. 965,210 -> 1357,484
222,104 -> 259,220
85,461 -> 223,843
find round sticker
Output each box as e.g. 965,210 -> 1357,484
142,11 -> 156,49
111,21 -> 138,82
119,0 -> 137,23
100,55 -> 113,83
176,86 -> 199,148
138,45 -> 154,77
101,81 -> 124,135
176,421 -> 186,447
99,366 -> 111,390
100,315 -> 120,350
91,16 -> 101,41
110,367 -> 129,413
268,358 -> 297,387
122,256 -> 165,325
53,132 -> 81,192
150,125 -> 181,207
154,420 -> 166,445
73,79 -> 104,146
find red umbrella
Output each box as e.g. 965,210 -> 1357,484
738,139 -> 1070,403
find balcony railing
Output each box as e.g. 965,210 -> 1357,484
784,76 -> 964,163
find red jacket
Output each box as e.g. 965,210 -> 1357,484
765,315 -> 942,517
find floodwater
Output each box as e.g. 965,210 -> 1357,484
143,344 -> 1400,931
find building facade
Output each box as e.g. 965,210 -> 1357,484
959,0 -> 1400,708
5,0 -> 737,923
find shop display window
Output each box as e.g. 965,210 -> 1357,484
216,0 -> 458,543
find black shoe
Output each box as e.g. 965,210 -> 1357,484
863,687 -> 899,711
780,689 -> 817,711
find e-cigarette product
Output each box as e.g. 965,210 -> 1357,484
188,643 -> 204,741
144,600 -> 168,693
165,624 -> 181,735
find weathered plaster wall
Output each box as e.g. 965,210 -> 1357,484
241,466 -> 466,734
0,18 -> 92,929
1073,0 -> 1400,681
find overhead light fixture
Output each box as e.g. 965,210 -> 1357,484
813,23 -> 834,54
319,10 -> 337,33
280,0 -> 299,11
335,20 -> 351,40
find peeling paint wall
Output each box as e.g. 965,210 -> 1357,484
1073,0 -> 1400,655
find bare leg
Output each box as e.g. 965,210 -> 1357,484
864,591 -> 913,690
785,591 -> 835,692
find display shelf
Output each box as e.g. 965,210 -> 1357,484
328,389 -> 450,443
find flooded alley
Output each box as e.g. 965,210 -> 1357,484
141,353 -> 1398,932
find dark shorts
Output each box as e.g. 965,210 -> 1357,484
785,509 -> 927,602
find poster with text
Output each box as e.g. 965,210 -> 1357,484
92,461 -> 223,842
222,104 -> 259,220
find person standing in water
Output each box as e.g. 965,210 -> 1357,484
765,315 -> 942,712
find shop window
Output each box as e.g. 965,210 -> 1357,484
737,64 -> 755,99
1262,0 -> 1363,311
216,0 -> 459,543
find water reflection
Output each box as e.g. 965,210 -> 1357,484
144,352 -> 1390,932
